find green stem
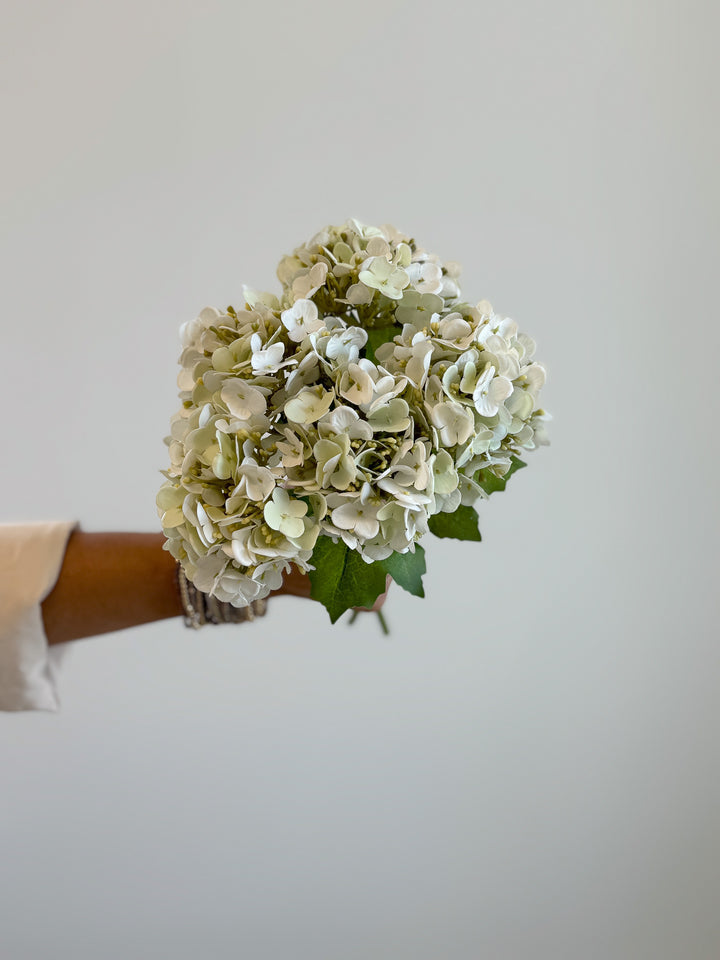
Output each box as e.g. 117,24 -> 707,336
348,609 -> 389,634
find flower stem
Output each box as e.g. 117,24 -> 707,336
348,609 -> 389,634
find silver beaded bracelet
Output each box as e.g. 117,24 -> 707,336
176,564 -> 267,629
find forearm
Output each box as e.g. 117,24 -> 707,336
41,531 -> 184,645
39,529 -> 373,645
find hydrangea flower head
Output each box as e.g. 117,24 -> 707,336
159,220 -> 549,610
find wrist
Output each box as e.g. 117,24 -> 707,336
176,563 -> 268,627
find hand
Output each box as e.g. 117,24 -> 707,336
273,566 -> 390,613
273,564 -> 312,599
355,575 -> 391,613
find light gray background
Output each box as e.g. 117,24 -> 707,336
1,1 -> 718,957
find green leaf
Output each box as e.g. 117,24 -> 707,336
428,505 -> 482,541
378,545 -> 426,598
308,536 -> 388,623
364,325 -> 400,364
475,456 -> 526,495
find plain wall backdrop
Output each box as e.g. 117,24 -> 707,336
1,1 -> 718,958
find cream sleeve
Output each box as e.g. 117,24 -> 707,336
0,521 -> 77,711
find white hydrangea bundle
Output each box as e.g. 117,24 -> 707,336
158,219 -> 549,621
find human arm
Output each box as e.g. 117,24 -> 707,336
2,523 -> 385,712
40,529 -> 315,645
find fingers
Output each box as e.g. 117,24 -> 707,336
355,575 -> 391,613
275,569 -> 391,611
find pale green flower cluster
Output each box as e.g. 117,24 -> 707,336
158,219 -> 549,606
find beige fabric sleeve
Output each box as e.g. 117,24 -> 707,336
0,521 -> 77,711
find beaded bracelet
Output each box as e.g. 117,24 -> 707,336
176,564 -> 267,629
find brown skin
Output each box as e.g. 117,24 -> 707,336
41,530 -> 386,645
